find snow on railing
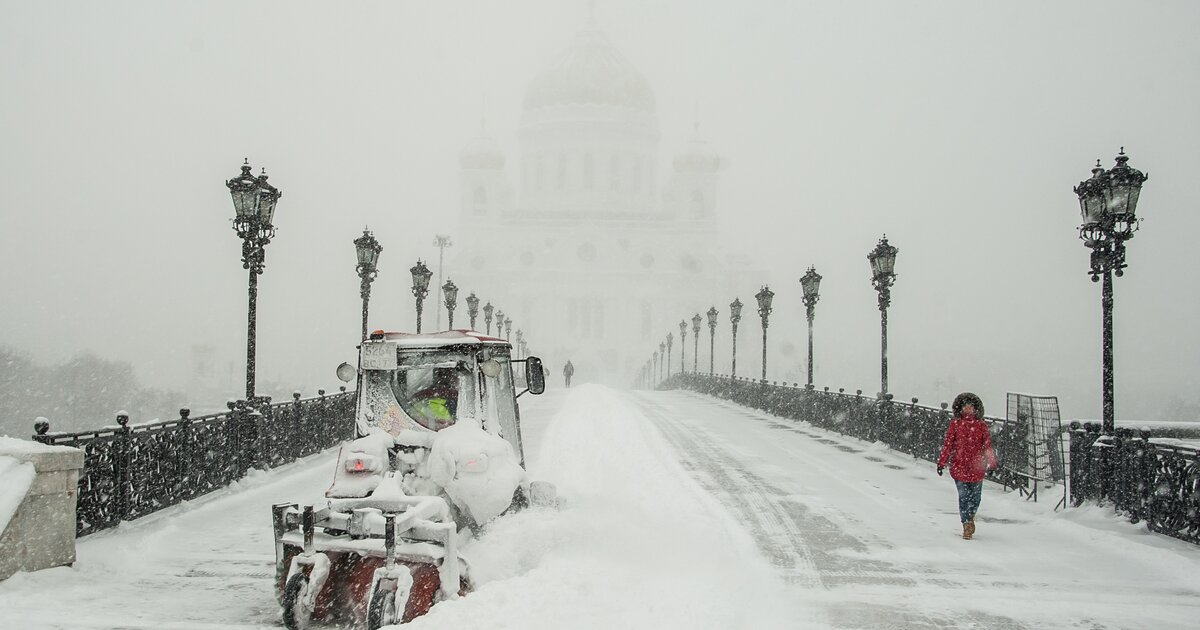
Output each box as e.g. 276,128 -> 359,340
32,389 -> 356,537
1067,423 -> 1200,545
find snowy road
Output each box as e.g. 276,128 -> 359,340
634,391 -> 1200,629
2,385 -> 1199,629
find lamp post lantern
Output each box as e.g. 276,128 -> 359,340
465,293 -> 480,330
515,329 -> 524,359
483,302 -> 494,335
442,279 -> 459,329
504,316 -> 513,341
409,259 -> 433,333
755,286 -> 774,381
868,236 -> 898,396
691,313 -> 701,373
353,228 -> 383,341
1075,149 -> 1148,434
800,266 -> 822,388
226,159 -> 282,401
729,298 -> 743,377
706,306 -> 718,375
495,310 -> 504,337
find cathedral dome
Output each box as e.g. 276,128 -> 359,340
459,132 -> 505,170
523,28 -> 656,114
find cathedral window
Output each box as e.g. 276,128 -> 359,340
583,153 -> 595,190
580,300 -> 593,339
474,186 -> 488,214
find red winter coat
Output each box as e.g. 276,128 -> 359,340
937,415 -> 997,483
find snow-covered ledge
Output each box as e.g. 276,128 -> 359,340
0,435 -> 84,581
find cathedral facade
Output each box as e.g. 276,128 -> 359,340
449,24 -> 754,385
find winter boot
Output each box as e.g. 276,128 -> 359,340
964,519 -> 975,539
962,522 -> 970,539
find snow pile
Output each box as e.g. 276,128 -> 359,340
405,385 -> 800,629
0,456 -> 36,535
429,417 -> 525,525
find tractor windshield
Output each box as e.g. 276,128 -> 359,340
390,352 -> 477,431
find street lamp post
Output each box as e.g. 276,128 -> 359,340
800,266 -> 822,388
706,307 -> 718,375
730,298 -> 743,378
659,342 -> 666,381
653,351 -> 659,385
353,229 -> 383,341
515,330 -> 524,359
755,286 -> 774,381
409,260 -> 433,333
466,293 -> 480,330
483,302 -> 494,335
666,333 -> 674,377
433,235 -> 452,329
442,279 -> 458,329
868,236 -> 898,396
678,321 -> 687,375
691,314 -> 701,373
1074,149 -> 1148,434
226,159 -> 282,401
504,316 -> 513,342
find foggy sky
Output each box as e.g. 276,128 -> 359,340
2,1 -> 1198,423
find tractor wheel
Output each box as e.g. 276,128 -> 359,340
367,580 -> 401,630
282,573 -> 314,630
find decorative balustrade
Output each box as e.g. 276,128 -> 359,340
1068,423 -> 1200,545
662,373 -> 1049,497
32,390 -> 355,537
664,373 -> 1200,546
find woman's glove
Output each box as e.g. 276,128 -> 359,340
936,465 -> 944,476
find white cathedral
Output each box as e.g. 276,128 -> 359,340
449,22 -> 756,385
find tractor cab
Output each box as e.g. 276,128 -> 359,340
345,329 -> 544,466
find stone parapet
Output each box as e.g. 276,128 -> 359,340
0,437 -> 84,581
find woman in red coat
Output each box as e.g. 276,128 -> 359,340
936,392 -> 997,539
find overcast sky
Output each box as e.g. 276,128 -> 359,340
2,1 -> 1198,422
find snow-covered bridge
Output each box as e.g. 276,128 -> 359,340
2,386 -> 1197,629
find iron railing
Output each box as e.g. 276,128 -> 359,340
1068,423 -> 1200,545
663,373 -> 1046,495
32,390 -> 355,537
664,373 -> 1200,546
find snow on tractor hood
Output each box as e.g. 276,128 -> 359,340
428,417 -> 525,525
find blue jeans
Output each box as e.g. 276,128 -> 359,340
955,480 -> 983,523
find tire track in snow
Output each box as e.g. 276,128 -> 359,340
636,395 -> 825,589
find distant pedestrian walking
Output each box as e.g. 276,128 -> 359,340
563,361 -> 574,388
936,392 -> 997,540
